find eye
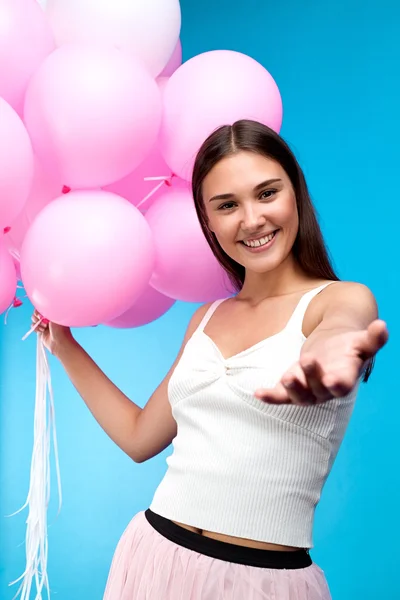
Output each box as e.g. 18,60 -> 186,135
217,201 -> 236,211
259,189 -> 277,200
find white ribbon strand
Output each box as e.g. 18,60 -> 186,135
9,335 -> 62,600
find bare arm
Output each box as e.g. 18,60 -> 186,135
39,304 -> 210,462
255,282 -> 388,404
301,282 -> 379,352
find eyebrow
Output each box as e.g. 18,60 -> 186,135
208,178 -> 282,202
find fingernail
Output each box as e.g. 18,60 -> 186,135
284,381 -> 295,389
41,318 -> 49,325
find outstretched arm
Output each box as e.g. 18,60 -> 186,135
255,283 -> 389,405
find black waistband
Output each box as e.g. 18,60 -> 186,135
144,510 -> 312,569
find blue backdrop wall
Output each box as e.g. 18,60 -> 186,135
0,0 -> 398,598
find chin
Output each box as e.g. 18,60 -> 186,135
245,261 -> 280,275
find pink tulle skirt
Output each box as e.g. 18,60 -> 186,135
104,512 -> 332,600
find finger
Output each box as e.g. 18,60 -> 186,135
32,312 -> 43,326
281,372 -> 316,406
367,320 -> 389,352
321,367 -> 359,397
281,362 -> 317,405
255,383 -> 291,404
356,320 -> 389,360
299,355 -> 331,402
31,313 -> 49,335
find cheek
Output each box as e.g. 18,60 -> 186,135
207,212 -> 230,238
275,197 -> 298,228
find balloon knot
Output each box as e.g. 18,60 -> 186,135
164,173 -> 176,187
62,185 -> 71,194
4,296 -> 23,324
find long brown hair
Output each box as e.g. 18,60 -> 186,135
191,119 -> 373,382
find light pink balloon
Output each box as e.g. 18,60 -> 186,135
24,43 -> 162,188
104,143 -> 171,209
5,157 -> 63,254
0,0 -> 55,115
105,285 -> 175,328
159,39 -> 182,77
160,50 -> 283,181
20,190 -> 155,327
156,76 -> 170,99
104,76 -> 171,208
46,0 -> 181,78
0,239 -> 17,314
146,187 -> 232,303
0,99 -> 34,229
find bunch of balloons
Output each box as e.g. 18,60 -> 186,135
0,0 -> 283,329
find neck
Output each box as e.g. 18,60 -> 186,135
237,255 -> 317,303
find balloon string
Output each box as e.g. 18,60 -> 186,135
9,248 -> 20,263
9,335 -> 62,600
136,173 -> 175,210
143,175 -> 172,181
22,317 -> 44,342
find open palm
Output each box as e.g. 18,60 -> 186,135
255,319 -> 389,405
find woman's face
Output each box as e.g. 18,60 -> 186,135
202,151 -> 299,275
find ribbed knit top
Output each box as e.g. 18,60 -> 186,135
150,283 -> 359,548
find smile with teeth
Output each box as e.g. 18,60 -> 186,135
242,231 -> 277,248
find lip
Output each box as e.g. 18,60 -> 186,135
240,230 -> 279,253
241,231 -> 277,244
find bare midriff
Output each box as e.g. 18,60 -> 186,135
171,520 -> 299,551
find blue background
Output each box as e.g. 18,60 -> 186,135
0,0 -> 398,598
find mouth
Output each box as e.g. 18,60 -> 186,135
240,230 -> 279,252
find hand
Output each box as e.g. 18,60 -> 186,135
255,319 -> 389,405
31,310 -> 74,356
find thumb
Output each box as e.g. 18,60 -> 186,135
357,319 -> 389,360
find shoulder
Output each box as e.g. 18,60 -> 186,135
315,281 -> 378,324
319,281 -> 377,308
303,281 -> 378,336
184,301 -> 216,341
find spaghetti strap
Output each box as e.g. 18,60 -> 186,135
196,299 -> 227,332
285,281 -> 337,334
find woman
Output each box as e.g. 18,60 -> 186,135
33,120 -> 388,599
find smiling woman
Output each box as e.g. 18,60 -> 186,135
203,151 -> 298,272
207,174 -> 284,251
192,120 -> 338,287
32,119 -> 388,600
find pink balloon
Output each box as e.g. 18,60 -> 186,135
105,285 -> 175,328
0,99 -> 34,229
104,143 -> 171,209
159,39 -> 182,77
104,76 -> 171,208
24,44 -> 162,188
46,0 -> 181,78
160,50 -> 283,181
146,187 -> 232,303
20,190 -> 155,327
5,157 -> 63,254
0,239 -> 17,314
0,0 -> 55,115
156,76 -> 170,100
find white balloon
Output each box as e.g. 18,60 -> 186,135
46,0 -> 181,77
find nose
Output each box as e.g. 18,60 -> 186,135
241,203 -> 267,233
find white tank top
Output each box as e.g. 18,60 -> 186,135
150,283 -> 360,548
